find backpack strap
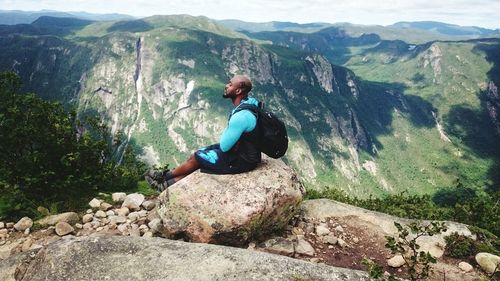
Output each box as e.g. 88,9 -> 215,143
231,103 -> 259,119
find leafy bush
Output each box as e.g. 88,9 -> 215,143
363,221 -> 447,281
306,185 -> 499,239
444,232 -> 476,258
0,71 -> 144,220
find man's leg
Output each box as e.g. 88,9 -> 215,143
170,153 -> 199,182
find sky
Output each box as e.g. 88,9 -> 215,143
1,0 -> 499,29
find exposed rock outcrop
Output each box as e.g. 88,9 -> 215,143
157,157 -> 305,245
0,236 -> 372,281
301,199 -> 474,259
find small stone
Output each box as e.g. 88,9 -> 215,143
96,227 -> 103,232
388,255 -> 406,268
55,222 -> 74,236
6,223 -> 14,228
86,209 -> 93,214
94,210 -> 107,218
260,237 -> 295,256
0,241 -> 6,246
128,212 -> 140,222
24,228 -> 30,235
337,238 -> 348,248
88,198 -> 101,209
91,221 -> 100,229
127,202 -> 141,212
475,252 -> 500,274
112,192 -> 127,203
247,242 -> 256,250
142,231 -> 153,238
0,222 -> 5,229
122,193 -> 145,210
117,224 -> 128,233
138,225 -> 149,234
310,258 -> 320,263
328,245 -> 334,249
295,236 -> 315,257
353,237 -> 359,243
83,223 -> 92,230
106,210 -> 115,217
21,238 -> 33,252
148,219 -> 163,234
82,214 -> 93,223
37,206 -> 50,216
315,223 -> 330,236
75,223 -> 83,229
109,216 -> 127,225
14,217 -> 33,232
323,234 -> 338,245
142,200 -> 156,211
304,223 -> 315,234
130,228 -> 141,237
116,207 -> 130,217
100,202 -> 113,211
138,210 -> 148,218
458,261 -> 473,272
36,212 -> 79,227
335,225 -> 344,233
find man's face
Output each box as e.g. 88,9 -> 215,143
223,78 -> 241,99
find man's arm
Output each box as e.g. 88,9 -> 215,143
219,110 -> 256,152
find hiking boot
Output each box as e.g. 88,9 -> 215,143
144,169 -> 167,183
144,169 -> 174,182
156,178 -> 176,193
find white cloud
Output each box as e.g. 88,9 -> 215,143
1,0 -> 499,29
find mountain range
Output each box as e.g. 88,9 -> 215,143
0,12 -> 498,198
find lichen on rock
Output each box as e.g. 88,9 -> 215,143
157,157 -> 305,245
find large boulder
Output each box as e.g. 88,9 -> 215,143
0,236 -> 371,281
36,212 -> 79,227
157,157 -> 305,245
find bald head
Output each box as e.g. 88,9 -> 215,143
231,75 -> 252,95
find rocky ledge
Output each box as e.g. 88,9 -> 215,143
0,236 -> 372,281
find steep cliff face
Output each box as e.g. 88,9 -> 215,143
1,16 -> 498,196
73,26 -> 373,192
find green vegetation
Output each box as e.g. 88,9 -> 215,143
0,14 -> 498,233
0,71 -> 145,221
363,221 -> 447,281
306,185 -> 499,238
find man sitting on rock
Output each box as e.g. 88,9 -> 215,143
145,75 -> 262,191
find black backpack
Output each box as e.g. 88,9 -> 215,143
234,102 -> 288,159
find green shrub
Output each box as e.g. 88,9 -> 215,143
444,232 -> 475,258
307,185 -> 499,239
0,71 -> 144,220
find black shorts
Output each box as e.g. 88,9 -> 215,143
194,144 -> 257,174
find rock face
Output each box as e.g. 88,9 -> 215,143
157,157 -> 305,245
0,236 -> 372,281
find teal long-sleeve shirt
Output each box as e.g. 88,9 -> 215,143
219,98 -> 259,152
